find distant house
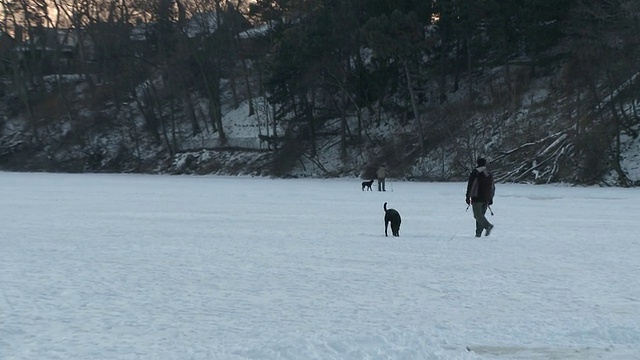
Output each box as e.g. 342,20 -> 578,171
130,19 -> 152,42
13,26 -> 94,74
181,7 -> 250,38
130,7 -> 251,44
182,12 -> 220,38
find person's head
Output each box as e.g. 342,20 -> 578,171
477,158 -> 487,167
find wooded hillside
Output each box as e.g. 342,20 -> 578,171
1,0 -> 639,185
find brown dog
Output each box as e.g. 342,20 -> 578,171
384,202 -> 401,237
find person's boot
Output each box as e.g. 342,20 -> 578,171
485,224 -> 494,236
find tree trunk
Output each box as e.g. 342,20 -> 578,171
403,61 -> 424,153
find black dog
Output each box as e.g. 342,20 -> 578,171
362,179 -> 374,191
384,202 -> 401,237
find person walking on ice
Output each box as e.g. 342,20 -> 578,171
377,164 -> 387,192
465,157 -> 495,237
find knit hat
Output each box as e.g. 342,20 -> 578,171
477,158 -> 487,166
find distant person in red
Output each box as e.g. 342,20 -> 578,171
465,158 -> 495,237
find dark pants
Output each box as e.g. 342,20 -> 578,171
378,178 -> 386,191
472,202 -> 492,235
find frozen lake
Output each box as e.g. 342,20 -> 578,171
1,172 -> 639,359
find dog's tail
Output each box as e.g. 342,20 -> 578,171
383,202 -> 388,212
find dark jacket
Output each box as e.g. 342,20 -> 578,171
466,166 -> 494,204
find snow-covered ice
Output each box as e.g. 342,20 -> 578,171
1,172 -> 639,359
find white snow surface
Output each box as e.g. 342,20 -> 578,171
1,172 -> 639,360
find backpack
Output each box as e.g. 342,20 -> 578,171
472,169 -> 495,204
479,172 -> 495,204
